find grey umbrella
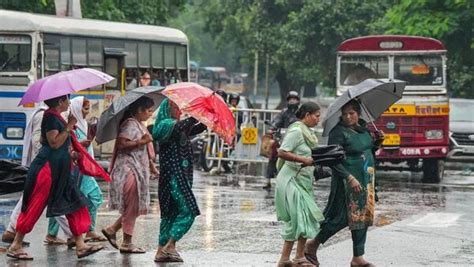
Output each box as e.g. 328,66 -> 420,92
322,79 -> 406,136
95,86 -> 165,144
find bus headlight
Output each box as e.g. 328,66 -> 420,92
6,127 -> 24,139
425,130 -> 443,140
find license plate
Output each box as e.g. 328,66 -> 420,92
382,134 -> 400,146
463,147 -> 474,154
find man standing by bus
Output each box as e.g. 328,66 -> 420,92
264,91 -> 300,189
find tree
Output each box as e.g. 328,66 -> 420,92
0,0 -> 186,25
202,0 -> 389,105
375,0 -> 474,98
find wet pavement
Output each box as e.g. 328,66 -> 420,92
1,168 -> 474,266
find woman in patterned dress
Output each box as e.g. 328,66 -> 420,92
101,96 -> 158,253
152,98 -> 206,263
305,100 -> 383,267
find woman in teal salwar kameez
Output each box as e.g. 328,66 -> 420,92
275,102 -> 324,267
153,99 -> 206,263
305,100 -> 383,267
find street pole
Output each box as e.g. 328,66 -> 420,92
253,51 -> 258,106
264,53 -> 270,109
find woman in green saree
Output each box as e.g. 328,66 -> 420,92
275,102 -> 324,267
305,100 -> 383,267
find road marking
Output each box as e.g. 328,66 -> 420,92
408,212 -> 461,228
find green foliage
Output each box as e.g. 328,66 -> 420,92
165,1 -> 242,71
376,0 -> 474,98
0,0 -> 55,13
81,0 -> 186,25
202,0 -> 389,97
0,0 -> 186,25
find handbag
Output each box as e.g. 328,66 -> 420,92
311,145 -> 345,166
314,165 -> 332,181
260,133 -> 275,158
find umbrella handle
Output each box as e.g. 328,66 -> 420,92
357,99 -> 379,132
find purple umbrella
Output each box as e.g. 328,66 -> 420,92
19,68 -> 114,105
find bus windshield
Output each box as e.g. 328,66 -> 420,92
0,35 -> 32,72
394,55 -> 443,86
340,55 -> 388,86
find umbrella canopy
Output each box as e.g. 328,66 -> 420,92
95,86 -> 164,144
322,79 -> 406,136
19,68 -> 114,105
162,82 -> 236,144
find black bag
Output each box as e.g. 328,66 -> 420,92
314,165 -> 332,181
311,145 -> 345,166
0,160 -> 28,195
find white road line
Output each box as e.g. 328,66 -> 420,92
408,212 -> 462,228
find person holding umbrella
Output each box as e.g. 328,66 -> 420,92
304,100 -> 384,267
153,98 -> 207,263
7,94 -> 110,260
101,96 -> 158,254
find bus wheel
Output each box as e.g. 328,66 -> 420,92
422,158 -> 444,183
200,141 -> 215,172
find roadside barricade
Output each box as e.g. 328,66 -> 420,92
202,108 -> 281,175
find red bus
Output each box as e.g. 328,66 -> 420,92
336,35 -> 448,183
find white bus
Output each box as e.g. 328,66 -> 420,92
0,9 -> 189,159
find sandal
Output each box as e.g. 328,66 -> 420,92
119,244 -> 146,254
293,257 -> 317,266
86,235 -> 107,242
351,262 -> 375,267
44,236 -> 67,245
6,248 -> 34,260
76,244 -> 104,259
154,250 -> 170,263
277,259 -> 293,267
101,228 -> 118,249
162,250 -> 184,262
304,241 -> 320,266
2,230 -> 30,246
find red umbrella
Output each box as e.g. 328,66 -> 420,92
162,82 -> 236,144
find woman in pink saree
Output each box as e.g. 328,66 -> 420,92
101,96 -> 158,253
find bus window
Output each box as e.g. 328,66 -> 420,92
72,39 -> 87,66
60,37 -> 71,66
151,69 -> 163,86
44,46 -> 60,74
164,45 -> 175,69
176,45 -> 187,69
87,39 -> 103,67
105,58 -> 119,89
394,55 -> 443,86
152,44 -> 163,68
339,55 -> 388,85
138,43 -> 150,68
126,68 -> 138,90
0,34 -> 31,72
125,42 -> 138,68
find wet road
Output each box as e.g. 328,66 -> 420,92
1,168 -> 474,266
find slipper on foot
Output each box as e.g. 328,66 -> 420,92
77,245 -> 104,259
101,229 -> 118,249
6,248 -> 33,260
119,244 -> 146,254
